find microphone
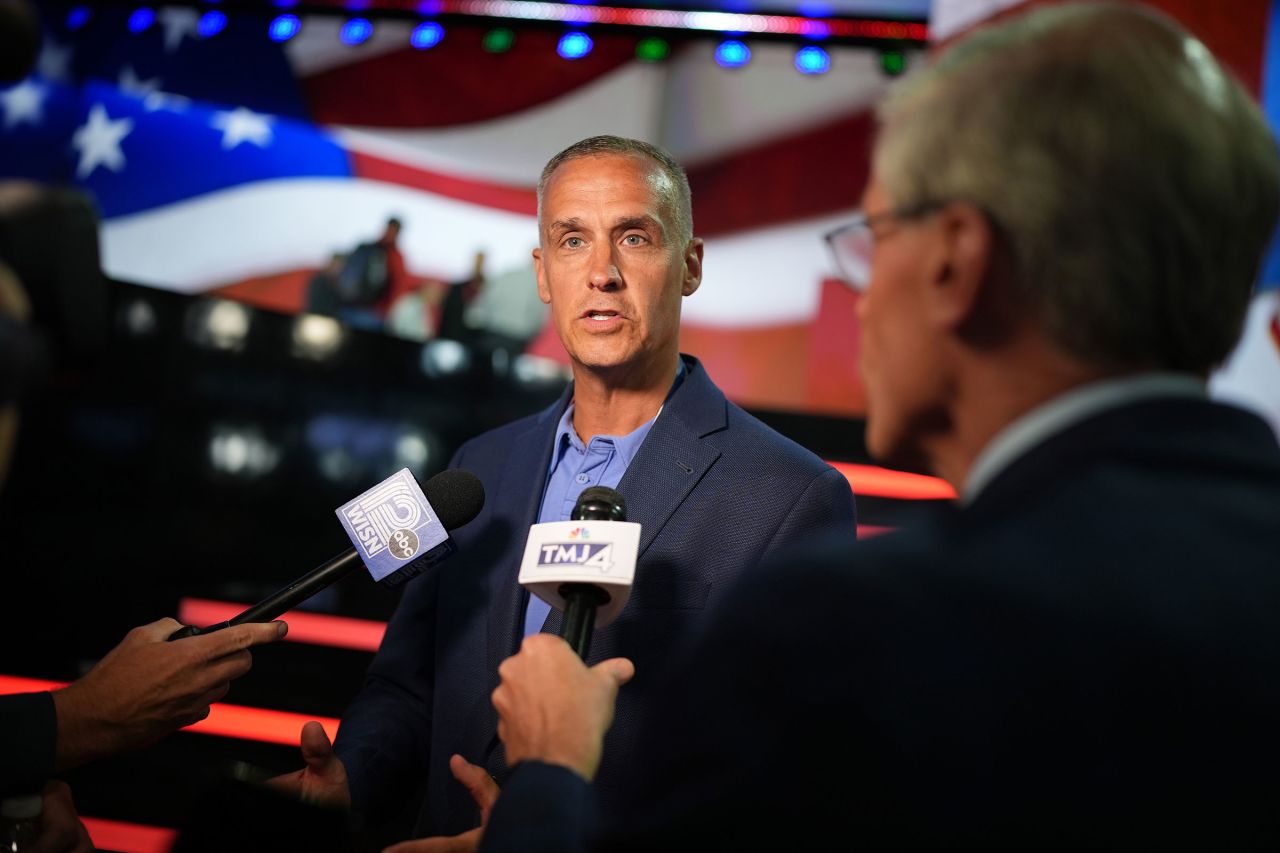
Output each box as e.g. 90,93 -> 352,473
518,486 -> 641,660
170,468 -> 485,640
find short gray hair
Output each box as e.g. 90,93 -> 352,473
537,135 -> 694,247
874,2 -> 1280,373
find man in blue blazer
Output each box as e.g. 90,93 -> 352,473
479,4 -> 1280,850
271,136 -> 856,844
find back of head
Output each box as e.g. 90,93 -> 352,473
874,1 -> 1280,374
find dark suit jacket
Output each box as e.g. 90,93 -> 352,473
481,395 -> 1280,851
333,355 -> 856,836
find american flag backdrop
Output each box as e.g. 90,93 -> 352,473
0,2 -> 933,419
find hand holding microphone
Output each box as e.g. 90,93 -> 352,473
518,486 -> 640,660
170,467 -> 485,640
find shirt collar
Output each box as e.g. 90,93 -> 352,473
962,372 -> 1207,503
551,359 -> 687,467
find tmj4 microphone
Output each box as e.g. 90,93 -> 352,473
518,486 -> 640,660
170,467 -> 485,640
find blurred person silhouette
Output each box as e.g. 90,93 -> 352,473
337,216 -> 411,332
462,252 -> 549,358
386,276 -> 446,343
436,249 -> 486,343
478,4 -> 1280,851
306,251 -> 347,318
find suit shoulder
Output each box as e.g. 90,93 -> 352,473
719,401 -> 835,477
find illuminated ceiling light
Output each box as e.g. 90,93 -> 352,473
66,6 -> 92,30
794,45 -> 830,75
411,21 -> 445,49
635,36 -> 669,62
128,7 -> 155,34
292,315 -> 345,361
268,14 -> 301,42
198,10 -> 228,38
714,39 -> 750,69
557,31 -> 593,60
880,48 -> 906,76
482,28 -> 515,53
340,17 -> 374,45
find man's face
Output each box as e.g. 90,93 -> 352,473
856,176 -> 949,471
534,153 -> 702,382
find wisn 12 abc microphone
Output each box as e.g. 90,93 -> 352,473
170,468 -> 484,640
518,486 -> 640,660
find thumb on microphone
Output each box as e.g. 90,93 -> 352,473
592,656 -> 635,692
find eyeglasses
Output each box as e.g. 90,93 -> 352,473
823,203 -> 942,292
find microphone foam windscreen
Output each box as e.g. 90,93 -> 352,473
424,468 -> 486,530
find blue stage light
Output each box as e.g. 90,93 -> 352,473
340,18 -> 374,45
714,39 -> 751,68
557,31 -> 593,60
198,10 -> 228,38
268,14 -> 301,42
66,6 -> 91,30
411,22 -> 445,49
795,45 -> 830,75
127,7 -> 155,33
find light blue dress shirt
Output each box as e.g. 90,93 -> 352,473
522,363 -> 685,637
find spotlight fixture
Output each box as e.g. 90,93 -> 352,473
880,48 -> 906,76
268,13 -> 301,42
482,27 -> 515,53
197,10 -> 228,38
340,17 -> 374,45
794,44 -> 830,75
714,39 -> 750,69
127,7 -> 155,34
635,36 -> 670,62
411,21 -> 444,49
557,31 -> 593,60
66,6 -> 92,30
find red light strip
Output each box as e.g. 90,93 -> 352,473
82,817 -> 178,853
178,598 -> 386,653
0,676 -> 339,746
827,461 -> 956,501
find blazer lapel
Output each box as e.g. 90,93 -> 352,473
617,356 -> 726,559
483,387 -> 571,676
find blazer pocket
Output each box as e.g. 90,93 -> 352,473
628,580 -> 711,611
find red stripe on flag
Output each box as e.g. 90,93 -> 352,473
349,149 -> 536,215
178,598 -> 385,653
83,817 -> 179,853
828,461 -> 956,501
0,676 -> 339,746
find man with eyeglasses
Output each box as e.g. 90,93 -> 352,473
474,3 -> 1280,850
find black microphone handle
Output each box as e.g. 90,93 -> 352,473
168,549 -> 364,640
560,583 -> 611,660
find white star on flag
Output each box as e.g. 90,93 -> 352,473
159,7 -> 200,53
0,79 -> 47,129
37,38 -> 73,83
118,66 -> 162,100
73,103 -> 134,179
211,107 -> 273,150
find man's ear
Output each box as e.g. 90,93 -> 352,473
682,238 -> 704,297
533,246 -> 551,305
929,202 -> 996,330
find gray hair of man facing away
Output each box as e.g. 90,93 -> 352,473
874,1 -> 1280,376
537,135 -> 695,248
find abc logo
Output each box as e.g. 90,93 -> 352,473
389,528 -> 419,560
